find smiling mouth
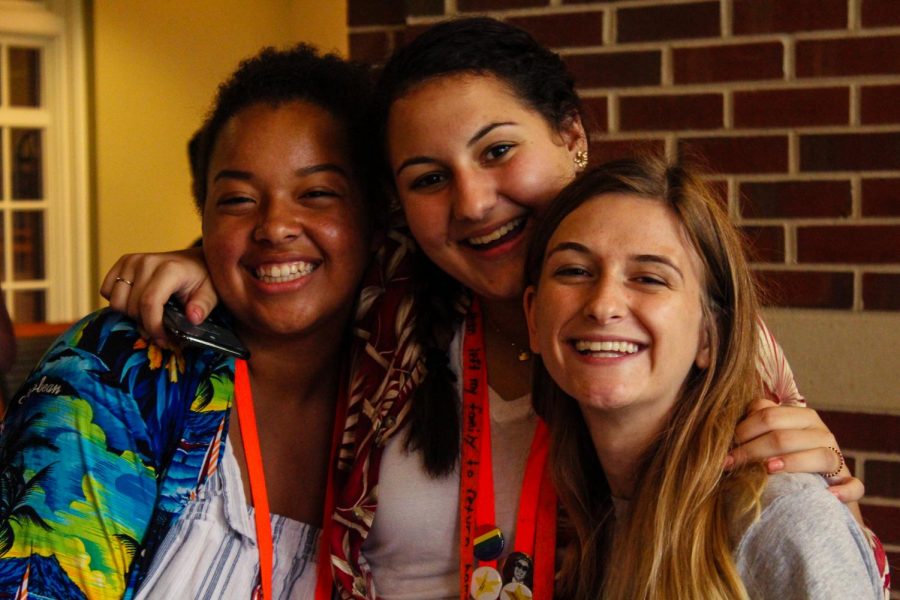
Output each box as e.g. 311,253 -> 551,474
254,261 -> 317,283
573,340 -> 642,357
463,216 -> 527,250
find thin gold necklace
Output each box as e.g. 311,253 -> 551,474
486,315 -> 532,362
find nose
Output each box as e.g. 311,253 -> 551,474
583,273 -> 626,324
451,169 -> 496,222
253,197 -> 302,244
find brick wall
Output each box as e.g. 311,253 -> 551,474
348,0 -> 900,587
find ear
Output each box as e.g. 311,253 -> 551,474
559,111 -> 588,156
523,285 -> 542,355
695,318 -> 711,370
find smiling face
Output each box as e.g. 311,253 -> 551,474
525,193 -> 710,420
387,73 -> 586,300
202,100 -> 370,342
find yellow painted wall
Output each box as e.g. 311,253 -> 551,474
91,0 -> 347,294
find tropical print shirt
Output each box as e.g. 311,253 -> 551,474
0,232 -> 426,600
0,308 -> 234,599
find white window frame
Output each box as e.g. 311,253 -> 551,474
0,0 -> 90,321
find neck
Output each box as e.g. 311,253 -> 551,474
239,327 -> 345,405
480,295 -> 530,350
581,402 -> 674,499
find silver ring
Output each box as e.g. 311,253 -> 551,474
114,276 -> 134,287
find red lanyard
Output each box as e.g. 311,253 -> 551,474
458,298 -> 557,599
234,358 -> 345,600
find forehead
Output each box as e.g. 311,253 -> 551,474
211,100 -> 351,164
387,73 -> 550,148
549,193 -> 700,267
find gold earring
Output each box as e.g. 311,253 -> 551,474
574,150 -> 588,170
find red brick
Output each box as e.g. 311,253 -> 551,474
800,132 -> 900,172
458,0 -> 545,10
407,0 -> 444,16
862,179 -> 900,217
507,12 -> 604,49
566,51 -> 661,89
581,97 -> 608,134
820,410 -> 900,454
619,93 -> 722,131
678,136 -> 788,174
862,0 -> 900,27
349,31 -> 391,64
864,460 -> 900,498
396,24 -> 431,47
754,270 -> 853,308
673,42 -> 783,84
348,0 -> 405,26
741,226 -> 785,262
739,180 -> 852,219
861,84 -> 900,125
796,36 -> 900,77
863,273 -> 900,310
733,0 -> 847,34
734,87 -> 848,128
797,225 -> 900,263
860,504 -> 900,545
617,2 -> 719,43
588,138 -> 665,165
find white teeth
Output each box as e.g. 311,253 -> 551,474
574,340 -> 640,355
467,217 -> 525,246
254,261 -> 316,283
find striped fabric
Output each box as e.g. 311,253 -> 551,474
136,441 -> 321,599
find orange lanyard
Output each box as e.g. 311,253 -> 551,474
234,358 -> 344,600
458,299 -> 557,599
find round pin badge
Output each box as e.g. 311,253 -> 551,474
501,581 -> 533,600
473,524 -> 505,561
501,551 -> 534,589
469,565 -> 503,600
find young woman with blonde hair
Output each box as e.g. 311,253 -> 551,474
524,157 -> 883,599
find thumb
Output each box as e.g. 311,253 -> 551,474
183,278 -> 218,324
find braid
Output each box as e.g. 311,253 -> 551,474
403,252 -> 467,476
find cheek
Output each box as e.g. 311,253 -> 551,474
329,214 -> 372,275
504,153 -> 575,212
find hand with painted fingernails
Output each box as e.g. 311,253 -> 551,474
726,399 -> 865,521
100,247 -> 218,349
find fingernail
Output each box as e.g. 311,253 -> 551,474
766,458 -> 785,473
828,488 -> 841,500
188,307 -> 204,323
723,455 -> 735,470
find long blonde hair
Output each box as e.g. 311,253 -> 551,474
525,157 -> 767,599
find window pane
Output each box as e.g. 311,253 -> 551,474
13,289 -> 45,323
9,47 -> 41,107
12,128 -> 42,199
12,210 -> 44,280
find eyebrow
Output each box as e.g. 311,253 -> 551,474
212,163 -> 348,183
634,254 -> 684,280
546,242 -> 685,280
394,121 -> 517,177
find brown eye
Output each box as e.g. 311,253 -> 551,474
410,172 -> 446,190
484,143 -> 513,161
